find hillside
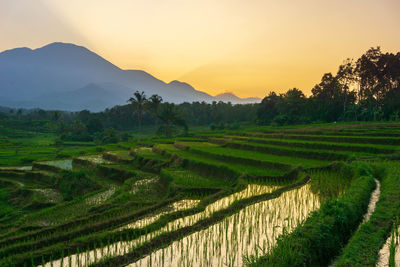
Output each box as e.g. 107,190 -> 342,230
0,42 -> 259,111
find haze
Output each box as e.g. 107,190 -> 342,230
1,0 -> 400,98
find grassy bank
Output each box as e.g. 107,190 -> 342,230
247,163 -> 377,266
334,161 -> 400,266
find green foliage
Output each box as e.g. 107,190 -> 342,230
248,164 -> 376,267
86,118 -> 104,134
334,161 -> 400,266
309,162 -> 355,202
0,188 -> 15,220
57,171 -> 100,201
161,169 -> 233,189
1,121 -> 400,267
257,47 -> 400,124
59,120 -> 93,141
94,128 -> 120,144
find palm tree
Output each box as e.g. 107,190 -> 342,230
128,91 -> 147,141
146,94 -> 163,128
158,103 -> 187,138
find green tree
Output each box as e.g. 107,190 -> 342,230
337,58 -> 356,113
257,92 -> 281,124
86,117 -> 104,134
146,94 -> 163,128
311,73 -> 356,122
158,103 -> 187,137
278,88 -> 308,124
128,91 -> 147,141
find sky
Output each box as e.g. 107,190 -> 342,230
1,0 -> 400,98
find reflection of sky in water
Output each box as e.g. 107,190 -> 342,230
377,224 -> 400,267
0,166 -> 32,171
44,160 -> 73,170
131,184 -> 319,267
42,184 -> 319,267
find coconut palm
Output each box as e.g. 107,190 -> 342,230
146,94 -> 163,128
158,103 -> 188,138
128,91 -> 147,141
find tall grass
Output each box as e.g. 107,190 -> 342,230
334,161 -> 400,266
247,163 -> 376,266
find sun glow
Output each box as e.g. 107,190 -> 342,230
1,0 -> 399,98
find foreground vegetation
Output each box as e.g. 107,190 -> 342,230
0,120 -> 399,266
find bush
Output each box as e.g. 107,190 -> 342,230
272,114 -> 289,126
94,128 -> 120,144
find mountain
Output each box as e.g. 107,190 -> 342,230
214,92 -> 261,104
0,42 -> 259,111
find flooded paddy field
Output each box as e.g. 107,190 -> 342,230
1,123 -> 400,267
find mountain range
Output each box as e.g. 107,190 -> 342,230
0,42 -> 260,111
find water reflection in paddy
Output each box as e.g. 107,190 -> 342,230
130,184 -> 320,267
118,199 -> 200,231
42,184 -> 279,267
43,159 -> 73,170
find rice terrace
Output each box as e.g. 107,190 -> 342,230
1,1 -> 400,266
1,121 -> 400,266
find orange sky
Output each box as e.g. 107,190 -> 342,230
1,0 -> 400,98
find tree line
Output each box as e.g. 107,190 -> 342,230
1,46 -> 399,140
258,47 -> 400,125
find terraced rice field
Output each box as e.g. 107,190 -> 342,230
1,123 -> 400,266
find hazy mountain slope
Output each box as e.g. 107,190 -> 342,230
214,92 -> 261,104
0,42 -> 259,111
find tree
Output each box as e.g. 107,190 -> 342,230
52,111 -> 61,123
278,88 -> 308,124
157,103 -> 187,137
257,92 -> 281,124
311,73 -> 356,122
146,94 -> 163,128
128,91 -> 147,141
86,117 -> 104,134
337,58 -> 356,113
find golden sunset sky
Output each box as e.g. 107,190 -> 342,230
1,0 -> 400,98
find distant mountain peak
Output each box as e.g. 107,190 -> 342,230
215,92 -> 239,98
214,92 -> 261,104
0,42 -> 261,110
0,47 -> 32,57
169,80 -> 192,87
40,41 -> 83,48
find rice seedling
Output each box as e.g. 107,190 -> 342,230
127,184 -> 320,266
2,123 -> 400,267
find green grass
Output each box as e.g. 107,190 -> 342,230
157,144 -> 287,177
334,161 -> 400,266
0,133 -> 137,166
247,162 -> 376,267
2,122 -> 400,267
106,150 -> 134,161
134,147 -> 169,161
161,168 -> 234,189
258,133 -> 400,145
228,139 -> 351,161
308,162 -> 355,202
188,143 -> 330,167
226,135 -> 398,155
0,188 -> 15,221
